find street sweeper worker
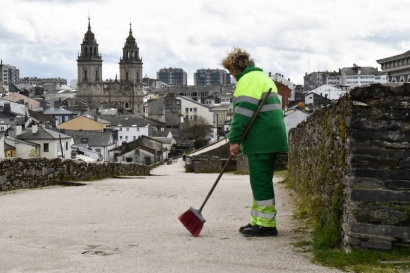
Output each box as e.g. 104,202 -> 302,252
221,47 -> 288,237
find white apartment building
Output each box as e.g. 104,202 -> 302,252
177,96 -> 214,126
340,65 -> 387,88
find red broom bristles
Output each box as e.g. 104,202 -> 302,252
178,207 -> 206,237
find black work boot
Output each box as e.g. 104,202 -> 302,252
240,224 -> 278,237
239,223 -> 252,232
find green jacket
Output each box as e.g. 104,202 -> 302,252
228,66 -> 288,155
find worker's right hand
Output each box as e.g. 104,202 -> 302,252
230,144 -> 240,156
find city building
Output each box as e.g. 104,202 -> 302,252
268,72 -> 295,102
304,66 -> 386,91
340,65 -> 387,88
157,68 -> 187,85
11,124 -> 73,159
304,70 -> 341,91
146,96 -> 181,130
194,68 -> 230,86
76,18 -> 144,114
1,61 -> 20,93
19,77 -> 67,86
0,61 -> 4,94
376,50 -> 410,82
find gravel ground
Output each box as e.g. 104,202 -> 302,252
0,160 -> 343,273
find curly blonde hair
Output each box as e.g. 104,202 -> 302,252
221,47 -> 255,73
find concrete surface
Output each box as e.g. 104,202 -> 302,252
0,159 -> 342,273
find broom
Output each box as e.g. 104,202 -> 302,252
178,88 -> 273,237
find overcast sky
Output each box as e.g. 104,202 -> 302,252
1,0 -> 410,86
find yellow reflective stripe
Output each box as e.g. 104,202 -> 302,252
255,198 -> 275,206
235,107 -> 254,117
251,210 -> 277,219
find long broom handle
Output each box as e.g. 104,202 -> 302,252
198,88 -> 273,212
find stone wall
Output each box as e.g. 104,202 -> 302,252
288,83 -> 410,250
0,158 -> 150,191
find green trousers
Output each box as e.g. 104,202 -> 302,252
247,153 -> 277,228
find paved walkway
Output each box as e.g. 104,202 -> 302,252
0,160 -> 342,273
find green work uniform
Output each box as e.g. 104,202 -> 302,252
228,65 -> 288,227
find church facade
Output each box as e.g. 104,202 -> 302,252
76,18 -> 144,114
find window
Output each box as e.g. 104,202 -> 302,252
133,136 -> 136,140
190,108 -> 192,112
44,143 -> 49,152
126,128 -> 129,131
119,127 -> 122,131
125,136 -> 128,140
120,136 -> 123,140
65,142 -> 68,150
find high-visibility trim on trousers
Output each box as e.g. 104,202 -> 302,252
250,199 -> 277,228
248,153 -> 277,227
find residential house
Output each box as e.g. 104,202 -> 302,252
289,92 -> 332,112
109,135 -> 163,164
284,109 -> 310,136
146,96 -> 181,130
152,131 -> 176,160
102,114 -> 164,143
12,124 -> 73,159
2,93 -> 42,111
0,100 -> 26,116
309,84 -> 346,101
5,136 -> 39,159
57,115 -> 111,132
43,100 -> 77,125
177,96 -> 214,125
4,141 -> 15,158
0,117 -> 13,133
61,130 -> 115,162
26,109 -> 57,129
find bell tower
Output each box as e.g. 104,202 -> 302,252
119,23 -> 143,85
76,17 -> 103,101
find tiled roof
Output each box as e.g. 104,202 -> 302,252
28,109 -> 57,124
102,114 -> 163,127
342,66 -> 382,76
177,96 -> 212,109
17,127 -> 72,140
43,107 -> 77,115
82,115 -> 111,124
61,130 -> 113,147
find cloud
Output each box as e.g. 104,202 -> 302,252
1,0 -> 410,86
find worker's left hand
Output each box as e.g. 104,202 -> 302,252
230,144 -> 240,156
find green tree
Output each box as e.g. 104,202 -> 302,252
183,116 -> 213,149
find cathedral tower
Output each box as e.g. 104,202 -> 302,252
76,17 -> 103,101
119,23 -> 143,84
